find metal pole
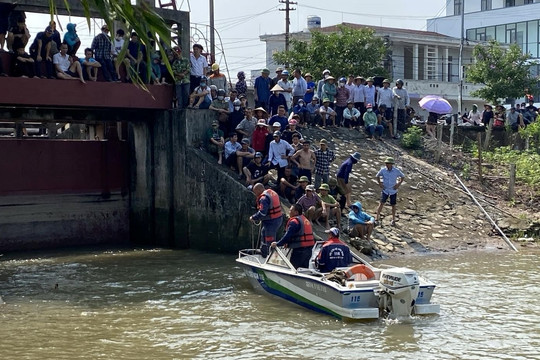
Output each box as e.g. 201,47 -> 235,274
458,0 -> 465,115
209,0 -> 215,64
454,173 -> 518,252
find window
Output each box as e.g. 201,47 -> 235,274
481,0 -> 492,11
505,0 -> 515,7
524,0 -> 533,4
454,0 -> 462,15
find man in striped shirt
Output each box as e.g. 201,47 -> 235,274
314,139 -> 335,189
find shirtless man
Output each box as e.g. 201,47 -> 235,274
291,140 -> 316,183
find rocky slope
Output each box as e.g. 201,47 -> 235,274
298,126 -> 539,259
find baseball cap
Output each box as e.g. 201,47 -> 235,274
272,122 -> 281,128
325,227 -> 340,236
255,152 -> 263,158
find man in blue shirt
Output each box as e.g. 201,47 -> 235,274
316,227 -> 352,273
254,68 -> 272,111
375,157 -> 405,226
336,152 -> 361,208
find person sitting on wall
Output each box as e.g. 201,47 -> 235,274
209,88 -> 231,133
235,138 -> 255,179
206,120 -> 225,165
53,42 -> 85,83
29,26 -> 55,79
243,151 -> 272,189
224,132 -> 242,172
189,75 -> 212,109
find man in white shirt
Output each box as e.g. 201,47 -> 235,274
377,78 -> 393,120
352,76 -> 366,117
53,42 -> 85,83
190,43 -> 208,92
277,70 -> 293,110
267,130 -> 295,180
364,77 -> 376,108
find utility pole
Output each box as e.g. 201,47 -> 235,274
458,0 -> 465,115
279,0 -> 296,53
209,0 -> 215,64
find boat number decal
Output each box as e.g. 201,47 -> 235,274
418,291 -> 424,298
350,295 -> 361,303
305,281 -> 327,293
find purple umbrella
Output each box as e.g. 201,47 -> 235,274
419,95 -> 452,114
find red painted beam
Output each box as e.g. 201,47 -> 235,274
0,138 -> 128,195
0,77 -> 173,110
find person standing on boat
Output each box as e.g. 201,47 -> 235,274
271,204 -> 315,269
316,227 -> 352,273
250,183 -> 283,257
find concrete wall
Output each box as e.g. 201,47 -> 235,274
128,109 -> 254,252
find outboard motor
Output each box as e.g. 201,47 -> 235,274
378,267 -> 420,318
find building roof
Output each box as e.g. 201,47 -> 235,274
319,22 -> 454,39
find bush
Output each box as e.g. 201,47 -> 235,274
483,146 -> 540,187
401,126 -> 423,149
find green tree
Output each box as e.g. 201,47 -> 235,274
50,0 -> 173,85
466,40 -> 538,104
272,25 -> 387,79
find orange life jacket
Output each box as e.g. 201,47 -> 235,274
287,215 -> 315,248
257,189 -> 282,220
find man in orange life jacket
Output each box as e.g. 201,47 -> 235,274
250,183 -> 283,257
271,203 -> 316,269
316,227 -> 352,273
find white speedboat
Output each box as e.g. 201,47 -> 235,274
236,242 -> 440,320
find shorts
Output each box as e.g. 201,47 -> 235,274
380,192 -> 397,205
66,70 -> 78,78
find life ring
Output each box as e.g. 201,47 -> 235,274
345,264 -> 375,281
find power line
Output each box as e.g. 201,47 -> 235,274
279,0 -> 297,53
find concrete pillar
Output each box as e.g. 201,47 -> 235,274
413,44 -> 419,80
434,46 -> 439,80
152,111 -> 175,247
444,48 -> 449,81
128,120 -> 155,245
424,45 -> 429,81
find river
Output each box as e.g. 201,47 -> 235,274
1,247 -> 539,360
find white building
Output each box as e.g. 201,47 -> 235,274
259,22 -> 484,116
427,0 -> 540,100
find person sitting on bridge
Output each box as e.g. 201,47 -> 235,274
53,42 -> 85,83
271,203 -> 315,269
11,37 -> 35,78
224,132 -> 242,172
316,227 -> 352,273
79,48 -> 101,82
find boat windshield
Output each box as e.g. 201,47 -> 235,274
266,248 -> 294,269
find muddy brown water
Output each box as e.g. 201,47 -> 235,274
1,248 -> 539,359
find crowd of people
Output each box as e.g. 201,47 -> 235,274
0,7 -> 193,88
459,100 -> 539,133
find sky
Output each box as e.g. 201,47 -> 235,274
25,0 -> 448,80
